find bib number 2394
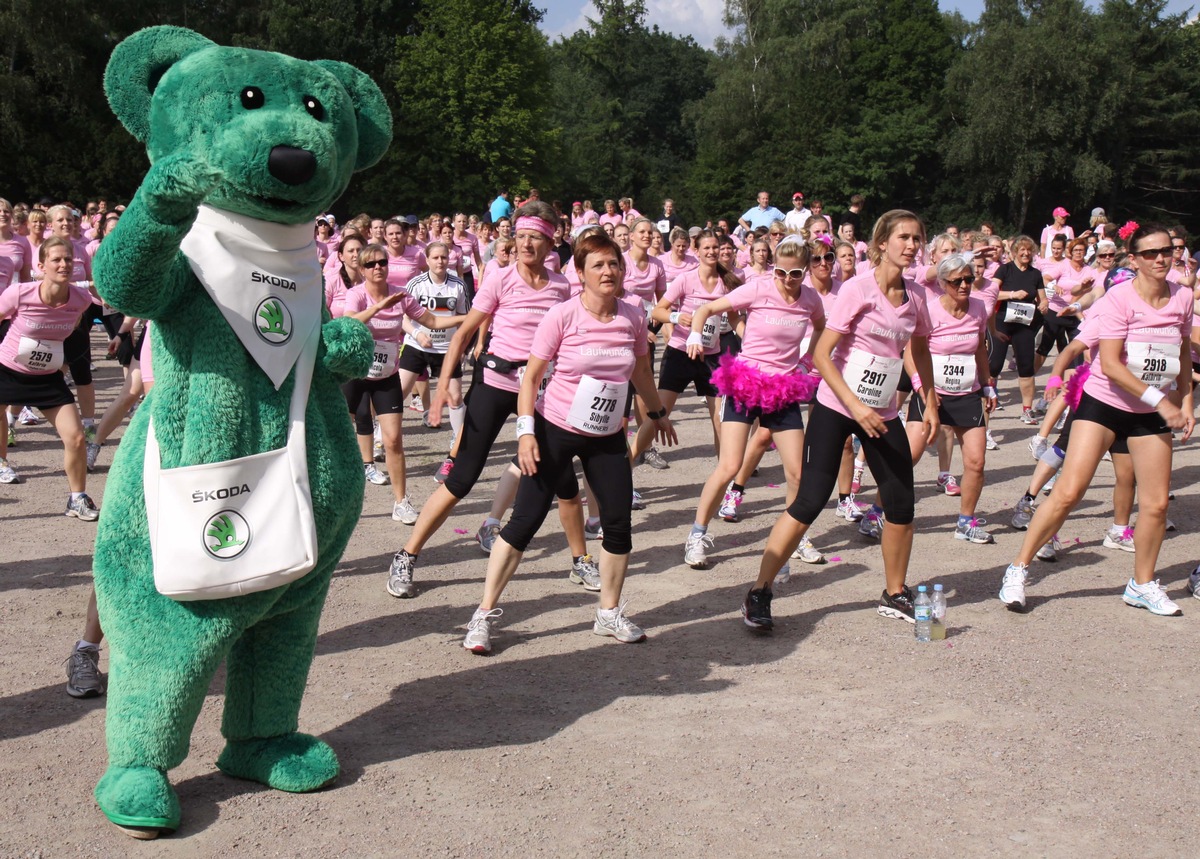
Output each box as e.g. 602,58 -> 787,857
567,376 -> 628,435
842,349 -> 901,409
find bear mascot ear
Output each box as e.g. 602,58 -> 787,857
105,26 -> 214,142
312,60 -> 393,172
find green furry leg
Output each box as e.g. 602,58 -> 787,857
217,733 -> 338,792
95,765 -> 180,838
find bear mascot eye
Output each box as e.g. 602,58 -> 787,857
303,95 -> 324,120
241,86 -> 264,109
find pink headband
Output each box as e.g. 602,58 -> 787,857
515,216 -> 555,239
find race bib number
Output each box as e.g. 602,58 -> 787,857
701,316 -> 719,350
1044,281 -> 1056,300
1127,341 -> 1181,389
642,298 -> 655,320
842,349 -> 902,410
1004,301 -> 1035,325
933,353 -> 972,394
566,375 -> 628,435
15,336 -> 64,373
517,360 -> 554,397
367,340 -> 399,380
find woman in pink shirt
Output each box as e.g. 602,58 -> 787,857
0,199 -> 33,287
325,234 -> 364,317
1000,223 -> 1195,616
742,211 -> 939,631
459,230 -> 676,655
660,227 -> 700,283
683,236 -> 826,575
25,211 -> 48,277
1035,237 -> 1095,370
342,243 -> 464,524
0,237 -> 100,518
905,252 -> 997,543
598,199 -> 622,228
384,218 -> 427,288
388,202 -> 583,600
631,230 -> 733,467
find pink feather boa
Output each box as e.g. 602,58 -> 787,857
711,352 -> 820,412
1064,363 -> 1090,409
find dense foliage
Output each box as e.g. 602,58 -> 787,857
2,0 -> 1197,234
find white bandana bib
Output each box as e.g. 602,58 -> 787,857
180,205 -> 323,390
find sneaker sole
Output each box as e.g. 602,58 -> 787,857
1035,554 -> 1057,563
954,532 -> 995,544
1011,520 -> 1030,531
65,510 -> 100,522
593,624 -> 646,643
392,514 -> 419,524
464,643 -> 491,654
719,512 -> 740,522
386,583 -> 416,598
1122,595 -> 1182,616
793,553 -> 826,565
685,560 -> 709,569
569,573 -> 602,592
1102,538 -> 1136,553
741,609 -> 773,631
877,606 -> 915,623
1001,598 -> 1027,613
66,684 -> 104,699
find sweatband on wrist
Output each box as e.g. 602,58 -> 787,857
910,373 -> 922,391
515,415 -> 535,438
686,331 -> 703,348
1046,375 -> 1063,389
1140,387 -> 1166,407
982,386 -> 997,398
669,311 -> 681,325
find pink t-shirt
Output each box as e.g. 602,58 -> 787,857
451,232 -> 479,267
531,297 -> 648,436
599,213 -> 623,228
973,276 -> 1000,316
0,235 -> 32,286
724,274 -> 824,373
816,272 -> 932,421
386,246 -> 426,288
0,281 -> 93,374
1040,225 -> 1075,254
324,270 -> 354,317
69,238 -> 92,281
472,265 -> 572,392
660,252 -> 699,284
1083,280 -> 1194,413
1050,262 -> 1097,313
924,293 -> 990,395
621,251 -> 667,307
342,283 -> 426,345
662,269 -> 727,354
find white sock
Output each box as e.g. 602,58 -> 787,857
77,639 -> 100,650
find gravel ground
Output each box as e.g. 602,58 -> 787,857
2,332 -> 1200,857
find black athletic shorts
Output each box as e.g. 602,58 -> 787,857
906,391 -> 985,429
721,395 -> 804,432
1072,390 -> 1169,440
658,345 -> 718,397
397,345 -> 463,380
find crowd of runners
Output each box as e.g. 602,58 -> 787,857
3,188 -> 1198,691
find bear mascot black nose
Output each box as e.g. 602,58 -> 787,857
268,145 -> 317,185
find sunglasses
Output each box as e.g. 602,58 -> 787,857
1134,247 -> 1173,260
1097,252 -> 1115,259
361,258 -> 389,270
946,274 -> 976,286
1173,244 -> 1186,250
774,267 -> 805,280
810,252 -> 836,265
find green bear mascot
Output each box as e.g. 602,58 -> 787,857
90,26 -> 391,838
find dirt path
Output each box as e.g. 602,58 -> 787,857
2,334 -> 1199,856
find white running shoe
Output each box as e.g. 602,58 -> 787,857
1028,435 -> 1048,461
1035,535 -> 1061,562
86,441 -> 101,472
0,459 -> 18,484
986,430 -> 1000,451
684,531 -> 714,568
954,517 -> 994,544
584,517 -> 604,541
631,489 -> 647,510
17,406 -> 40,426
858,508 -> 884,540
569,554 -> 602,591
1186,565 -> 1200,599
1102,527 -> 1136,553
791,535 -> 825,564
372,438 -> 385,462
999,563 -> 1028,611
1122,578 -> 1182,617
1011,495 -> 1035,530
836,496 -> 868,522
593,603 -> 646,643
464,607 -> 503,653
65,493 -> 100,521
391,497 -> 419,524
718,487 -> 743,522
476,521 -> 501,553
364,462 -> 390,485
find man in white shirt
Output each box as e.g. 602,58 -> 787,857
784,192 -> 811,233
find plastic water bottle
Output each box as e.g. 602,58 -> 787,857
914,585 -> 932,642
931,583 -> 947,641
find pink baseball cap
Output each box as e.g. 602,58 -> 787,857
793,192 -> 805,200
1053,206 -> 1070,218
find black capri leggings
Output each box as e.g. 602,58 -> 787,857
1036,311 -> 1080,357
63,325 -> 93,387
988,318 -> 1040,379
501,414 -> 634,555
342,373 -> 404,436
786,400 -> 915,526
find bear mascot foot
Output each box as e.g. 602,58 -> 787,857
217,732 -> 339,792
95,765 -> 180,839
